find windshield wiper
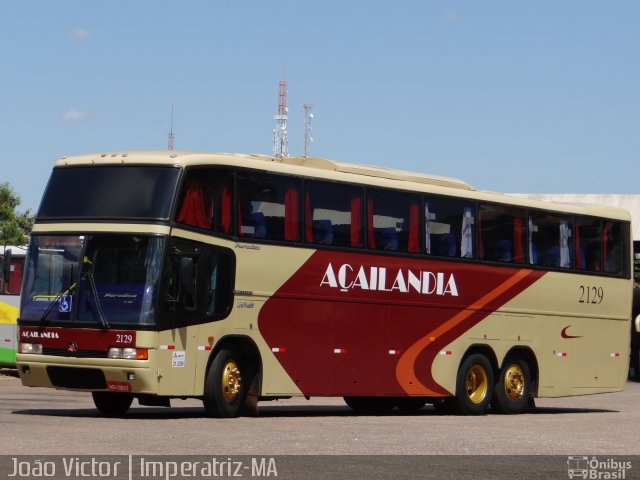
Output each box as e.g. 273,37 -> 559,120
85,270 -> 110,329
83,256 -> 110,330
38,256 -> 110,330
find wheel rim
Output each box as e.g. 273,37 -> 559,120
221,360 -> 242,404
465,365 -> 488,404
503,363 -> 525,401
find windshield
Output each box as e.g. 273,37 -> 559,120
37,166 -> 180,220
21,235 -> 166,326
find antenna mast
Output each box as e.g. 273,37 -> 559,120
303,103 -> 314,157
167,105 -> 176,150
168,105 -> 175,151
272,79 -> 288,158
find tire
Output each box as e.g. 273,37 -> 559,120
203,348 -> 246,418
452,353 -> 494,415
344,396 -> 395,413
492,357 -> 531,414
92,392 -> 133,416
394,397 -> 428,412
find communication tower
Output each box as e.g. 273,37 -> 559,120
168,105 -> 175,151
303,103 -> 314,157
272,80 -> 288,158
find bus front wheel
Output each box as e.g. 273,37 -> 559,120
453,354 -> 494,415
491,357 -> 531,414
92,391 -> 133,416
203,348 -> 246,418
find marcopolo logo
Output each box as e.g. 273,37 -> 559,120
567,456 -> 632,479
320,263 -> 459,296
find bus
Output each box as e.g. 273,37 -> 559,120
16,151 -> 632,417
0,246 -> 27,366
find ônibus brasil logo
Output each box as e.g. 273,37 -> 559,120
320,263 -> 459,297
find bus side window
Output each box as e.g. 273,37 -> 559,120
425,196 -> 476,259
175,168 -> 234,234
478,204 -> 525,264
164,244 -> 199,320
304,181 -> 364,248
237,173 -> 301,242
603,221 -> 626,276
163,241 -> 234,326
179,257 -> 196,310
528,213 -> 573,268
204,248 -> 233,318
367,189 -> 421,253
575,218 -> 601,272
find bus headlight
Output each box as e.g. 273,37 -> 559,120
108,347 -> 148,360
108,347 -> 123,358
122,348 -> 138,359
19,343 -> 43,354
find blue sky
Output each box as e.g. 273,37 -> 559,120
2,1 -> 639,213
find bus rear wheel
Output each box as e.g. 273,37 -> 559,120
453,354 -> 494,415
92,391 -> 133,416
203,348 -> 246,418
491,357 -> 531,414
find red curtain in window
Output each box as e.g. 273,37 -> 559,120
221,186 -> 231,234
367,198 -> 376,249
575,225 -> 582,269
305,192 -> 313,242
176,180 -> 212,229
284,188 -> 299,241
237,188 -> 244,236
513,216 -> 523,262
350,196 -> 362,247
408,202 -> 420,253
602,225 -> 608,270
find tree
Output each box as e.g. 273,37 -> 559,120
0,182 -> 34,247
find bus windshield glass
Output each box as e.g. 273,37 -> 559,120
20,235 -> 165,326
37,166 -> 180,220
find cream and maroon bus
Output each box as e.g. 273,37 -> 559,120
16,151 -> 632,417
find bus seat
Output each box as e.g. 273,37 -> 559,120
544,246 -> 560,267
435,233 -> 456,257
494,240 -> 512,261
250,212 -> 266,238
381,227 -> 398,251
314,219 -> 333,244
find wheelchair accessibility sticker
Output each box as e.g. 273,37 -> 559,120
58,295 -> 72,313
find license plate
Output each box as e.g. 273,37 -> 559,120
106,381 -> 131,393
